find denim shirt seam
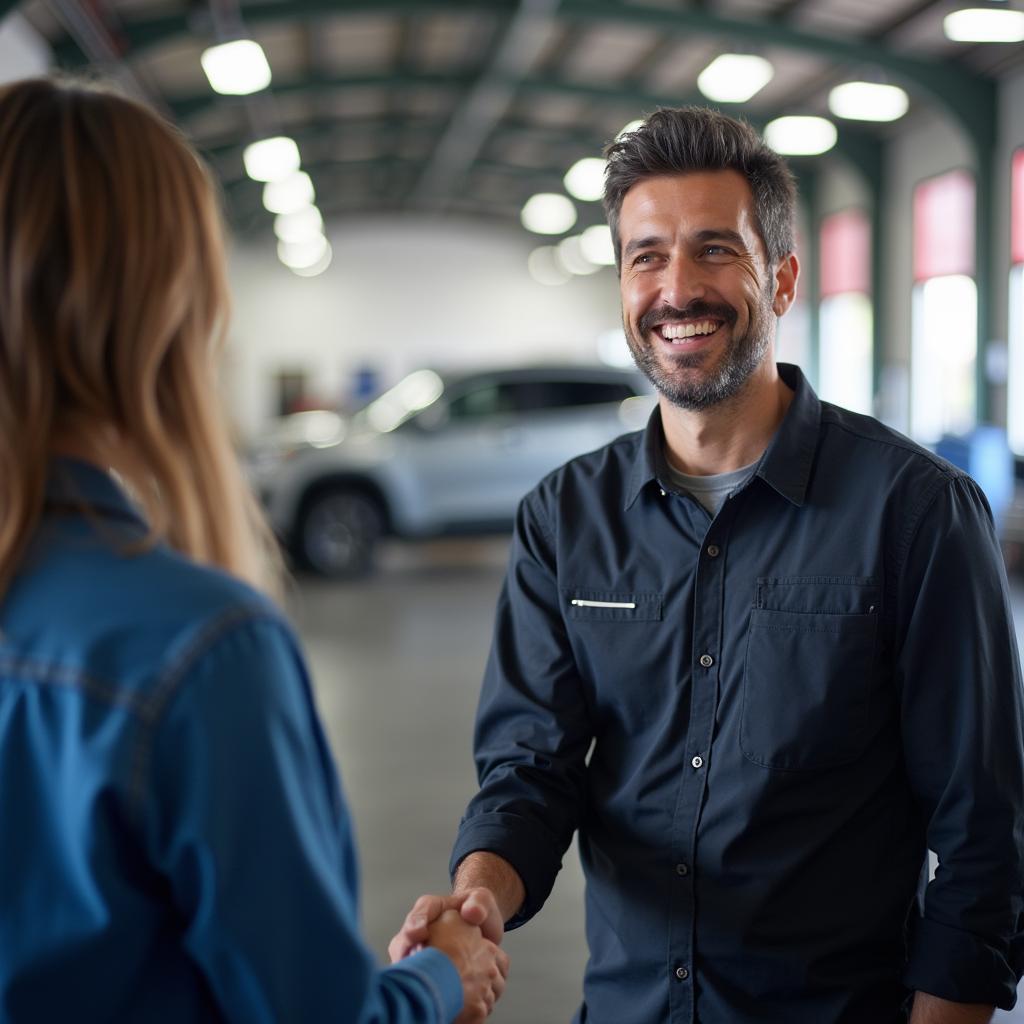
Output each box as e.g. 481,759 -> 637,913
126,603 -> 284,819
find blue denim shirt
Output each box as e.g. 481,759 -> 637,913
452,364 -> 1024,1024
0,458 -> 461,1023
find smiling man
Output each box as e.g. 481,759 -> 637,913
391,107 -> 1024,1024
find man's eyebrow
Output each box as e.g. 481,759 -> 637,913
621,228 -> 750,259
694,228 -> 748,248
622,235 -> 666,259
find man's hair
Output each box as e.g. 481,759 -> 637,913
603,106 -> 797,269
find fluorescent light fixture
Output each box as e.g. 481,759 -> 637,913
563,157 -> 606,202
697,54 -> 774,103
243,136 -> 300,182
278,234 -> 329,271
520,193 -> 577,235
828,82 -> 909,122
274,205 -> 323,244
557,235 -> 600,276
200,39 -> 272,95
262,171 -> 315,215
763,116 -> 837,156
617,119 -> 645,140
580,225 -> 616,266
527,246 -> 571,286
290,240 -> 333,278
944,7 -> 1024,41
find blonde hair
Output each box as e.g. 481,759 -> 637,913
0,77 -> 282,597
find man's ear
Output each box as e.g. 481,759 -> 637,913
772,253 -> 799,317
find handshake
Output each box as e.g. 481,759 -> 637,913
388,886 -> 509,1024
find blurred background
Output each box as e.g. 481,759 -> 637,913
2,0 -> 1024,1019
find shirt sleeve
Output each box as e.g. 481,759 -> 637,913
141,612 -> 463,1024
896,473 -> 1024,1008
450,492 -> 594,927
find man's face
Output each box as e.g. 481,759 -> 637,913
617,170 -> 793,411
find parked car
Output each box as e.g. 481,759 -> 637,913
247,364 -> 654,577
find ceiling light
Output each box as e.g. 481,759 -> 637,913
278,234 -> 329,271
290,240 -> 333,278
243,136 -> 300,182
617,119 -> 645,140
527,246 -> 571,286
521,193 -> 577,235
943,7 -> 1024,42
263,171 -> 315,215
200,39 -> 272,95
763,116 -> 837,156
580,225 -> 616,266
274,206 -> 323,244
564,157 -> 606,202
828,82 -> 909,122
697,54 -> 774,103
557,235 -> 600,276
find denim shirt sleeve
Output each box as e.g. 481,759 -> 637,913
139,613 -> 462,1024
897,474 -> 1024,1006
450,491 -> 594,927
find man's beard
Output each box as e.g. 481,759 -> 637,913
625,293 -> 775,411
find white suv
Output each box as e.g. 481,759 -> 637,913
247,364 -> 653,577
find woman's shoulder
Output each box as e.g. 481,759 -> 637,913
2,529 -> 296,704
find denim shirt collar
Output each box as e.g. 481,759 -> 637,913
624,362 -> 822,510
45,457 -> 147,529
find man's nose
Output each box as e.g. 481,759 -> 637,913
659,256 -> 707,311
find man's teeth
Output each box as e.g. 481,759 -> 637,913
660,320 -> 719,340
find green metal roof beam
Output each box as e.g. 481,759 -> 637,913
51,1 -> 520,63
50,0 -> 993,151
557,0 -> 995,153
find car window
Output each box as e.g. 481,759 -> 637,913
526,380 -> 638,411
447,384 -> 518,420
445,378 -> 637,421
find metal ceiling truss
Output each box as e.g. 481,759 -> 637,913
3,0 -> 1000,414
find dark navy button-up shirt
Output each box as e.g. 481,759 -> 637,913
451,364 -> 1024,1024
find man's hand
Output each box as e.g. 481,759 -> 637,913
909,992 -> 994,1023
388,887 -> 504,963
425,909 -> 509,1023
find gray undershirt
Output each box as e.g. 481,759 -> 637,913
664,455 -> 760,517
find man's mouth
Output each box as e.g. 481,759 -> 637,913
655,319 -> 723,343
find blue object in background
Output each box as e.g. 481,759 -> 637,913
934,427 -> 1015,531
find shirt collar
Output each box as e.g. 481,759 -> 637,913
624,362 -> 821,510
45,457 -> 147,528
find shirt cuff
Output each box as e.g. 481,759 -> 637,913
386,947 -> 463,1022
903,914 -> 1019,1009
450,811 -> 566,929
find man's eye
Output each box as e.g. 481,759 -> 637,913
703,245 -> 731,256
632,253 -> 655,266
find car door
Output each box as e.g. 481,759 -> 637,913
397,378 -> 541,529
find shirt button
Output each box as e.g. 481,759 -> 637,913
707,544 -> 720,557
675,863 -> 689,876
699,653 -> 714,668
675,966 -> 689,981
691,755 -> 704,769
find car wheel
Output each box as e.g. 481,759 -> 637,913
295,488 -> 384,578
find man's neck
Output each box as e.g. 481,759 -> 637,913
659,361 -> 794,477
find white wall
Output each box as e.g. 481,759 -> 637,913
225,215 -> 623,440
0,12 -> 51,83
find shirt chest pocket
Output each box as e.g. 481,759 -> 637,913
741,577 -> 879,771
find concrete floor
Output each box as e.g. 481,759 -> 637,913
287,538 -> 1024,1024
